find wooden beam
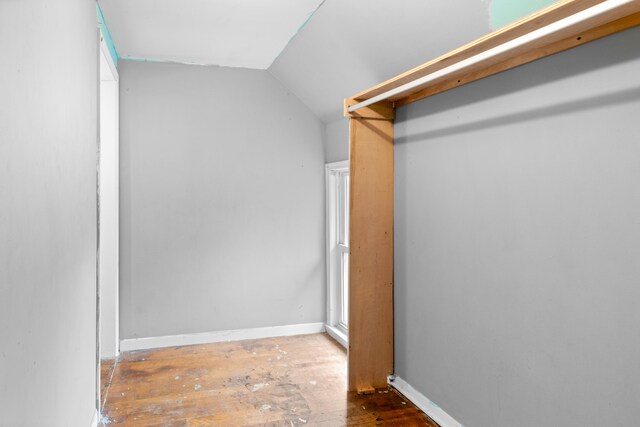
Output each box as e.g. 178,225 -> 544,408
343,0 -> 640,396
396,10 -> 640,107
350,0 -> 640,107
344,99 -> 395,120
348,116 -> 394,392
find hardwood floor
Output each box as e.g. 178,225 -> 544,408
100,333 -> 437,426
101,358 -> 116,409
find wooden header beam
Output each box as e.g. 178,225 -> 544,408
348,0 -> 640,109
343,0 -> 640,392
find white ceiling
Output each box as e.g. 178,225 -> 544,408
269,0 -> 492,123
99,0 -> 553,123
98,0 -> 324,69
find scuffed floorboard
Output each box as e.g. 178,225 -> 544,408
100,333 -> 436,426
101,358 -> 117,410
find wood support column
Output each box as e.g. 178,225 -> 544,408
344,100 -> 395,392
340,0 -> 640,395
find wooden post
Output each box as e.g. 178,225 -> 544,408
341,0 -> 640,395
344,99 -> 395,392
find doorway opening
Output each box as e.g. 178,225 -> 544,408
98,30 -> 119,412
325,160 -> 350,347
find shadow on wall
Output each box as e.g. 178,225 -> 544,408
395,86 -> 640,144
395,28 -> 640,140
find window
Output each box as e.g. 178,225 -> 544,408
325,161 -> 349,347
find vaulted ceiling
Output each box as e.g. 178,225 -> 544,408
268,0 -> 492,123
98,0 -> 324,69
99,0 -> 558,123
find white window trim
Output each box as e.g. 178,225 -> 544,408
325,160 -> 349,349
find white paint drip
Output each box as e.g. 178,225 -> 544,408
252,383 -> 269,392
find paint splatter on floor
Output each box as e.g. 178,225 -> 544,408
99,333 -> 437,426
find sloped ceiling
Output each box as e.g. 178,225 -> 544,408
99,0 -> 557,124
98,0 -> 324,69
268,0 -> 493,123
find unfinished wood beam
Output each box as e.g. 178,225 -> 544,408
346,103 -> 394,391
350,0 -> 640,108
341,0 -> 640,395
344,99 -> 395,120
396,9 -> 640,107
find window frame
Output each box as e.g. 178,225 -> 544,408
325,160 -> 350,348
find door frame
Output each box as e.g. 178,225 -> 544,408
97,28 -> 120,411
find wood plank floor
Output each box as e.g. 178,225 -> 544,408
100,333 -> 437,426
101,358 -> 116,409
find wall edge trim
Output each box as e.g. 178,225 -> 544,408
325,324 -> 348,349
388,375 -> 465,427
120,322 -> 326,352
90,409 -> 99,427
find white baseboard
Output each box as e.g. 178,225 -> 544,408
90,409 -> 98,427
325,324 -> 348,349
389,375 -> 465,427
120,322 -> 326,352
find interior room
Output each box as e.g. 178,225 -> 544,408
1,0 -> 639,426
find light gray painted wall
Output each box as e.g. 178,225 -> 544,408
395,28 -> 640,427
324,119 -> 349,163
269,0 -> 490,123
0,1 -> 98,426
119,61 -> 325,339
99,53 -> 120,359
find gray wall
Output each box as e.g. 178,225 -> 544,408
0,1 -> 98,426
394,28 -> 640,426
324,119 -> 349,163
119,61 -> 325,339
